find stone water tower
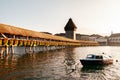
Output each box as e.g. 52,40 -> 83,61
64,18 -> 77,40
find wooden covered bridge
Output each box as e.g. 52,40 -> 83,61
0,24 -> 99,55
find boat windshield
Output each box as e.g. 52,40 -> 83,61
95,55 -> 103,59
86,54 -> 103,59
86,54 -> 94,59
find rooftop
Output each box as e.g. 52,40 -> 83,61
0,24 -> 79,42
110,33 -> 120,37
64,18 -> 77,31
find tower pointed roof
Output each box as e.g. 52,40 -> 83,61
64,18 -> 77,31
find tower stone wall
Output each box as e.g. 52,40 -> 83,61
65,31 -> 76,40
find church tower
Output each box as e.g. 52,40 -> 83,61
64,18 -> 77,40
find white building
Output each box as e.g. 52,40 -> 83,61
89,34 -> 108,46
95,37 -> 108,46
89,34 -> 101,41
108,33 -> 120,46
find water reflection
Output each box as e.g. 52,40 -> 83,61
64,52 -> 76,74
63,48 -> 81,79
80,65 -> 106,80
81,65 -> 105,71
0,54 -> 18,80
0,47 -> 120,79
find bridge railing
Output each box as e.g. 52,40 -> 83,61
0,38 -> 99,47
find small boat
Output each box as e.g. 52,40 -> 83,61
80,53 -> 113,67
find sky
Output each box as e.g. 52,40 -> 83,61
1,0 -> 120,36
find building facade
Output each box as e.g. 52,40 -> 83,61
88,34 -> 108,46
76,34 -> 89,41
95,37 -> 108,46
108,33 -> 120,46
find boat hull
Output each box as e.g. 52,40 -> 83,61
80,59 -> 113,67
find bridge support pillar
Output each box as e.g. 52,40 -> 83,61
5,46 -> 9,56
11,46 -> 14,55
0,46 -> 5,57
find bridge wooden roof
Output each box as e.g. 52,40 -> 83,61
0,24 -> 79,42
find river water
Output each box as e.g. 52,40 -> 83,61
0,46 -> 120,80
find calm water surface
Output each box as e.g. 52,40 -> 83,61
0,46 -> 120,80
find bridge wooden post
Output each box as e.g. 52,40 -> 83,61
29,46 -> 32,52
5,45 -> 9,56
11,45 -> 14,54
0,46 -> 5,57
33,46 -> 35,53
